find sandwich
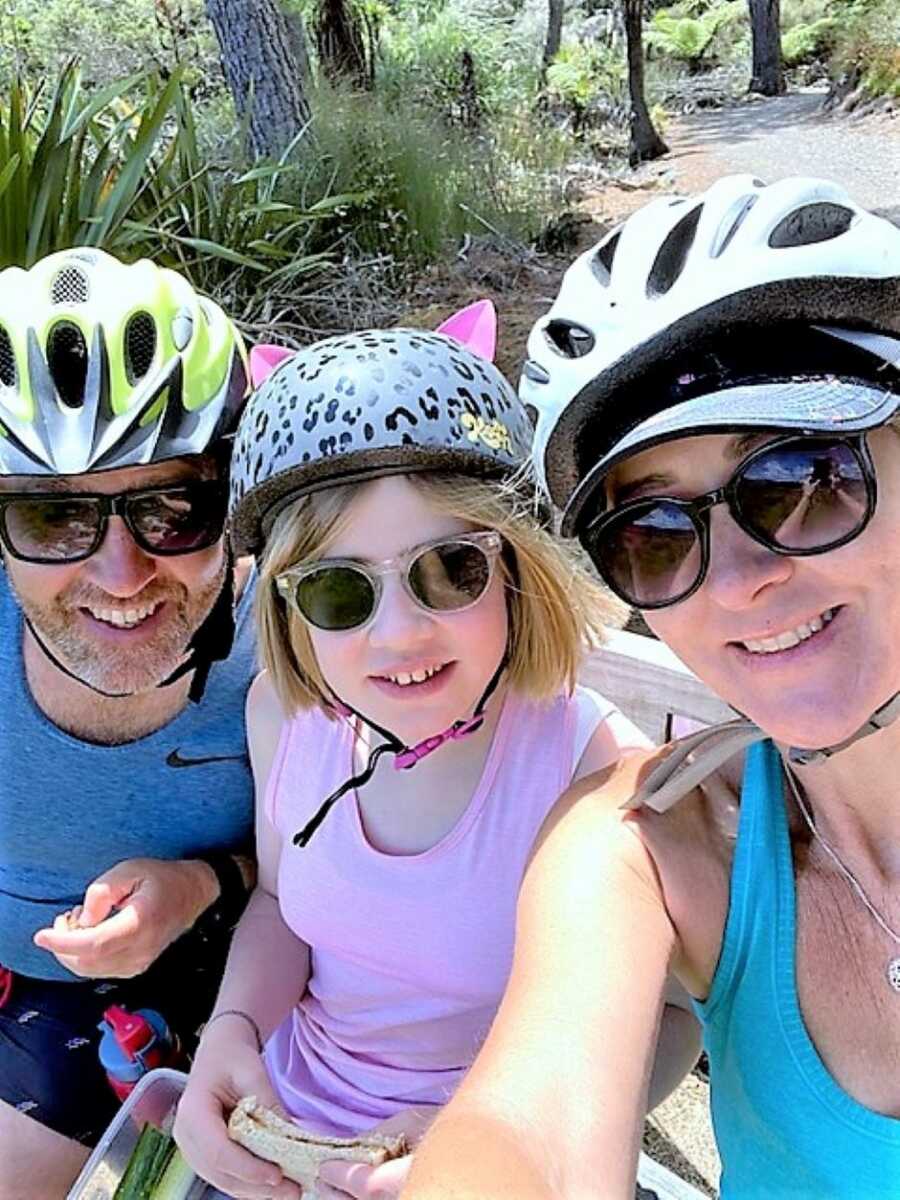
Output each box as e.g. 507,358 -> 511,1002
227,1095 -> 408,1198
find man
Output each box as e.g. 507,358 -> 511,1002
0,249 -> 258,1199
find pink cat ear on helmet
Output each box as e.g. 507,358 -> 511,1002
250,344 -> 294,388
435,299 -> 497,362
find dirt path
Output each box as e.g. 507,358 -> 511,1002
664,90 -> 899,212
402,93 -> 899,387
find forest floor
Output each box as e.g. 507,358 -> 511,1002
399,89 -> 899,1197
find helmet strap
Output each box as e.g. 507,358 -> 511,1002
22,555 -> 236,706
788,690 -> 900,765
158,551 -> 236,704
293,656 -> 508,847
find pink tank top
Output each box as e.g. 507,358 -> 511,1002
263,686 -> 626,1135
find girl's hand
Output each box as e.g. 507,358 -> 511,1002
173,1019 -> 301,1200
317,1107 -> 437,1199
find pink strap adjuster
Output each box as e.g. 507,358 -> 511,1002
394,716 -> 483,769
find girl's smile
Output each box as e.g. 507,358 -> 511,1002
307,476 -> 509,747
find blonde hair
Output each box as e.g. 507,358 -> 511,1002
256,473 -> 627,716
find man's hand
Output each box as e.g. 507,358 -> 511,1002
32,857 -> 219,978
316,1108 -> 436,1200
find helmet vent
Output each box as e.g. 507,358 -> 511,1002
591,230 -> 622,284
646,204 -> 703,297
768,203 -> 854,249
544,320 -> 595,359
0,327 -> 15,388
47,321 -> 88,409
522,359 -> 550,385
51,266 -> 89,306
711,195 -> 758,258
124,312 -> 157,384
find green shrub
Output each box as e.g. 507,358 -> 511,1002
300,80 -> 570,265
647,0 -> 745,71
0,0 -> 218,93
0,61 -> 340,325
828,0 -> 900,97
546,40 -> 627,125
376,0 -> 543,121
128,90 -> 347,318
0,62 -> 182,267
781,18 -> 837,66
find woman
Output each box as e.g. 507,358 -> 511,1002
401,175 -> 900,1199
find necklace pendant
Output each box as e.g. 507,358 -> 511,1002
888,957 -> 900,993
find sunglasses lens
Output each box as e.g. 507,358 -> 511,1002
293,566 -> 377,631
2,497 -> 101,561
737,440 -> 869,552
590,502 -> 702,608
128,486 -> 224,554
408,541 -> 492,612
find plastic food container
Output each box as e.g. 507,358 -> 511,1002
66,1067 -> 232,1199
67,1069 -> 706,1200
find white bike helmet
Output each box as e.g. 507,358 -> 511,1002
521,174 -> 900,535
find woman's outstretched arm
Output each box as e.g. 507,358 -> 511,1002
402,753 -> 679,1200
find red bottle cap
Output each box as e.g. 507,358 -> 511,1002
102,1004 -> 155,1061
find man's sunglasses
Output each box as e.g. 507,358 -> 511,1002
581,434 -> 876,610
0,481 -> 227,564
275,530 -> 503,632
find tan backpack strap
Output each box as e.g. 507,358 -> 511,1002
620,718 -> 766,813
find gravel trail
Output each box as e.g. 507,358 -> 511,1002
666,91 -> 899,211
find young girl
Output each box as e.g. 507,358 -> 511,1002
174,314 -> 699,1200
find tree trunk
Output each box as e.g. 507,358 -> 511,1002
205,0 -> 312,159
623,0 -> 668,166
747,0 -> 785,96
283,8 -> 313,87
542,0 -> 565,76
314,0 -> 375,91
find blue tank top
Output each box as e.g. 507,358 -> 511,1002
693,739 -> 900,1198
0,568 -> 257,981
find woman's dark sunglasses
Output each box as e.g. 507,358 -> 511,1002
581,434 -> 876,610
0,480 -> 227,564
276,530 -> 503,632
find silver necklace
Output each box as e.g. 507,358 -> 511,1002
784,766 -> 900,994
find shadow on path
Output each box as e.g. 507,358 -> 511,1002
664,90 -> 898,210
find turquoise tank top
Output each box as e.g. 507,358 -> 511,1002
693,740 -> 900,1198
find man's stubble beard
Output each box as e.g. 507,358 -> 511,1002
13,559 -> 226,696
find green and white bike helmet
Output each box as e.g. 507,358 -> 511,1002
0,247 -> 250,701
0,247 -> 248,476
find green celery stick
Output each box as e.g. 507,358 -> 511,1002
113,1125 -> 168,1200
149,1146 -> 197,1200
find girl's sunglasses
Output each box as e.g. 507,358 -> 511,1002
581,434 -> 876,610
0,481 -> 227,564
275,530 -> 503,632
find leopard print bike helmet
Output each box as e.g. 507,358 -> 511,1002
229,327 -> 533,557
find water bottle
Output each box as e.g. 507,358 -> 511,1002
97,1004 -> 184,1101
